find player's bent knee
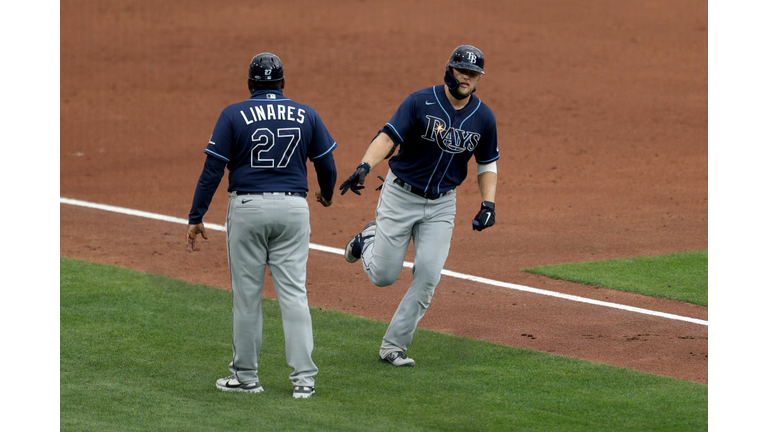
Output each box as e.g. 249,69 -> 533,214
364,256 -> 406,287
370,274 -> 398,287
367,269 -> 400,287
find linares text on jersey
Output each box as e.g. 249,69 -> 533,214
240,104 -> 306,125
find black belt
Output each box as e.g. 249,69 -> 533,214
393,177 -> 448,200
235,191 -> 308,198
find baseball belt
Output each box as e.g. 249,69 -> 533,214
393,177 -> 448,200
235,191 -> 308,198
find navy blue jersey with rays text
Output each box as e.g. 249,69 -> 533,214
204,89 -> 336,193
381,85 -> 499,195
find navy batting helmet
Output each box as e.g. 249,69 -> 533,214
248,52 -> 284,81
446,45 -> 485,75
444,45 -> 484,95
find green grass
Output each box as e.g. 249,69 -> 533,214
524,251 -> 708,306
61,257 -> 707,431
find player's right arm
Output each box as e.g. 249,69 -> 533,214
340,93 -> 413,196
361,132 -> 396,170
339,133 -> 395,196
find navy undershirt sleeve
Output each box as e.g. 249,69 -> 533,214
312,152 -> 337,201
188,155 -> 227,224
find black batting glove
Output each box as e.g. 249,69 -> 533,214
339,162 -> 371,195
472,201 -> 496,231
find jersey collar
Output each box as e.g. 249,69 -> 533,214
249,89 -> 284,99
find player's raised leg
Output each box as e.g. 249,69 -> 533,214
358,171 -> 419,286
380,194 -> 456,365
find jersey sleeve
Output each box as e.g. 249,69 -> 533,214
203,109 -> 234,163
188,154 -> 227,224
474,112 -> 500,164
382,94 -> 415,145
307,109 -> 337,161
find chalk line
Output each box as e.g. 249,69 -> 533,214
60,197 -> 707,326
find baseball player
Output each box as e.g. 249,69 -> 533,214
339,45 -> 499,367
186,53 -> 337,398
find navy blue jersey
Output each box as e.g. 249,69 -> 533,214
382,85 -> 499,195
205,89 -> 337,193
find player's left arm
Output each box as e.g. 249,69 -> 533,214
473,166 -> 497,231
472,112 -> 499,231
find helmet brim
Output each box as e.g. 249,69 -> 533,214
447,62 -> 484,74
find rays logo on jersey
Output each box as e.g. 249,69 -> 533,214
422,115 -> 480,154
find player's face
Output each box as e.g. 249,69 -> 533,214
452,68 -> 482,96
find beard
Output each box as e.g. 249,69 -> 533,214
448,85 -> 473,100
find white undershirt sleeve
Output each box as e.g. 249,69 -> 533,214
477,161 -> 497,175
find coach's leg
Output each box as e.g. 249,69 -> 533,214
381,193 -> 456,352
267,197 -> 318,387
226,194 -> 268,384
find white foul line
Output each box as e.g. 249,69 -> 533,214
60,197 -> 708,326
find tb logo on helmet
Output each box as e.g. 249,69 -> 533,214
466,52 -> 478,64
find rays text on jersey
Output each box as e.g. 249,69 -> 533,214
240,104 -> 306,125
421,115 -> 480,154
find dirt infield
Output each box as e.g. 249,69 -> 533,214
61,1 -> 708,383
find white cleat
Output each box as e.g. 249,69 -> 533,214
216,375 -> 264,393
293,385 -> 315,399
380,350 -> 415,367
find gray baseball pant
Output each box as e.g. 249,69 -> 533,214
362,170 -> 456,353
225,191 -> 318,387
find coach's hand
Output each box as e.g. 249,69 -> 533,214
339,162 -> 371,195
186,223 -> 208,252
315,189 -> 333,207
472,201 -> 496,231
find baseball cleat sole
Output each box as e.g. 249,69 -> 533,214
292,386 -> 315,399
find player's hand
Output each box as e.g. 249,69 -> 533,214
315,189 -> 333,207
339,162 -> 371,195
472,201 -> 496,231
186,223 -> 208,252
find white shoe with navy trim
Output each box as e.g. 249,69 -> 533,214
216,375 -> 264,393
